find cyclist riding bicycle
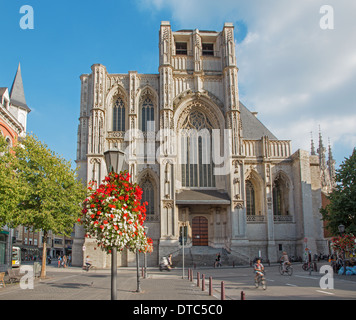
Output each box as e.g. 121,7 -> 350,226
85,255 -> 92,271
280,251 -> 290,272
254,258 -> 265,287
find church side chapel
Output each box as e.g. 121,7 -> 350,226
73,22 -> 335,268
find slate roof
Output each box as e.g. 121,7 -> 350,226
9,63 -> 31,112
239,101 -> 277,140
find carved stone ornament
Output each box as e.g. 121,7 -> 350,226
162,200 -> 174,209
233,201 -> 244,210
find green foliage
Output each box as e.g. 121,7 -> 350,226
0,134 -> 86,236
321,148 -> 356,235
0,135 -> 26,228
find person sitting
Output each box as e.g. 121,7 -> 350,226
161,256 -> 171,270
168,254 -> 174,268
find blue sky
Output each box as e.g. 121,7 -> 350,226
1,0 -> 355,169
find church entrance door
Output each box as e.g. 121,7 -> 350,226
192,216 -> 208,246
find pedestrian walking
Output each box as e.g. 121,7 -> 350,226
215,253 -> 221,267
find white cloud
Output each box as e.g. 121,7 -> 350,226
141,0 -> 356,164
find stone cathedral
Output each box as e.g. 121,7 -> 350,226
73,22 -> 331,268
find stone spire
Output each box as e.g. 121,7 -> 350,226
317,127 -> 331,193
10,63 -> 31,112
327,138 -> 336,188
317,127 -> 326,168
310,132 -> 316,155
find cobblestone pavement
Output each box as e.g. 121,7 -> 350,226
0,265 -> 217,301
1,262 -> 355,301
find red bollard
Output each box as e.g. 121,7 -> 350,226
190,269 -> 193,282
202,274 -> 205,291
221,281 -> 225,300
197,272 -> 200,287
209,276 -> 213,296
241,291 -> 245,300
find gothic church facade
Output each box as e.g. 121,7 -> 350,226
73,22 -> 330,267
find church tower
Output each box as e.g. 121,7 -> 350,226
74,22 -> 328,267
315,129 -> 336,194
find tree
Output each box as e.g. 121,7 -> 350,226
9,134 -> 86,278
0,135 -> 26,228
321,148 -> 356,235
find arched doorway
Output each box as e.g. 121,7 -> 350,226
192,216 -> 208,246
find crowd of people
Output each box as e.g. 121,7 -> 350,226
56,254 -> 72,268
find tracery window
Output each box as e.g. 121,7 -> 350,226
141,179 -> 155,216
113,96 -> 125,131
272,175 -> 290,217
245,180 -> 255,216
141,96 -> 154,132
180,110 -> 215,188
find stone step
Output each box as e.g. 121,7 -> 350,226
171,246 -> 230,267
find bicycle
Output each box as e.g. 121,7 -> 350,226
254,271 -> 267,290
302,261 -> 317,275
83,264 -> 94,272
279,262 -> 293,276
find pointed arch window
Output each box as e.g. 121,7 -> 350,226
245,180 -> 255,216
180,110 -> 215,188
113,96 -> 125,131
141,179 -> 155,216
272,175 -> 290,218
141,96 -> 154,132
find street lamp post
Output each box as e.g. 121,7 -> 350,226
136,251 -> 141,292
338,224 -> 346,275
144,226 -> 149,279
104,149 -> 125,300
182,223 -> 185,279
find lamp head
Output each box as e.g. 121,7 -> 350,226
104,149 -> 125,174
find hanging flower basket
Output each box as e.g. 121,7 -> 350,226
79,171 -> 153,254
331,233 -> 356,254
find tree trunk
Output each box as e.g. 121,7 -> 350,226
40,231 -> 47,279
